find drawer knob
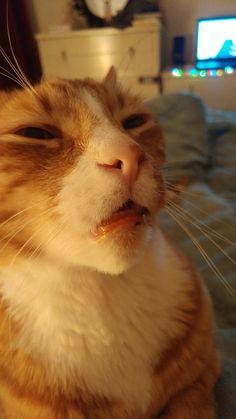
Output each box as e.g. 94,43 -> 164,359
61,50 -> 68,61
128,46 -> 135,58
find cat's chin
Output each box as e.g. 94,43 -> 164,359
47,223 -> 153,275
88,224 -> 153,275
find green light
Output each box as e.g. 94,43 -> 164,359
224,66 -> 234,74
171,68 -> 183,77
189,68 -> 198,77
199,70 -> 207,78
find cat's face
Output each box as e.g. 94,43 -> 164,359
0,73 -> 165,274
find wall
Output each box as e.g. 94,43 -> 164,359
27,0 -> 236,66
25,0 -> 69,33
160,0 -> 236,65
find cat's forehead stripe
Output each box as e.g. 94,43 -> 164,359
81,88 -> 107,121
38,93 -> 53,114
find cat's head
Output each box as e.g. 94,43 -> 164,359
0,68 -> 165,274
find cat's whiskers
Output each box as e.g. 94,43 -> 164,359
0,215 -> 42,253
0,222 -> 66,319
0,65 -> 25,88
0,204 -> 42,230
0,1 -> 39,96
167,172 -> 233,221
158,185 -> 236,297
0,220 -> 36,251
2,219 -> 64,356
0,46 -> 29,90
167,198 -> 236,248
166,205 -> 236,299
6,0 -> 38,96
0,206 -> 56,257
6,0 -> 37,93
175,194 -> 236,234
167,199 -> 236,266
164,180 -> 236,231
7,307 -> 14,365
0,214 -> 55,350
0,46 -> 39,97
7,207 -> 58,269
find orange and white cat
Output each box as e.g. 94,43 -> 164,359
0,68 -> 220,419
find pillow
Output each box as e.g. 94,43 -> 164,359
206,109 -> 236,200
146,93 -> 208,182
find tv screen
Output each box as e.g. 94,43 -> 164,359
196,17 -> 236,61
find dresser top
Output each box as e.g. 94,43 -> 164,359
36,17 -> 161,41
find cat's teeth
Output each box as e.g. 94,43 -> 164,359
142,213 -> 148,225
91,204 -> 150,241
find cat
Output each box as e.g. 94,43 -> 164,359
0,67 -> 220,419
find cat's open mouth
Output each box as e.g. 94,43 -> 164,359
92,200 -> 150,239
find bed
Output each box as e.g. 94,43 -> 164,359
146,93 -> 236,419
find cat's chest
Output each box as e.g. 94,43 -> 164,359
0,241 -> 190,412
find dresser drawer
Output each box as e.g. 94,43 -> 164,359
39,47 -> 157,79
39,30 -> 155,55
38,33 -> 159,77
36,23 -> 161,99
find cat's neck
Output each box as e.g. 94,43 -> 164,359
0,229 -> 196,411
0,229 -> 178,298
0,228 -> 194,362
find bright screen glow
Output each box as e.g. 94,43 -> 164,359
197,18 -> 236,60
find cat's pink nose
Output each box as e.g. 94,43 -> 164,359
98,141 -> 145,191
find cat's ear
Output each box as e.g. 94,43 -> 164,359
103,66 -> 117,91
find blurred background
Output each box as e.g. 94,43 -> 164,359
0,0 -> 235,109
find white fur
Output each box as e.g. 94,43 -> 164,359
0,230 -> 193,412
82,89 -> 107,120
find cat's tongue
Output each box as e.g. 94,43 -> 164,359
92,201 -> 148,240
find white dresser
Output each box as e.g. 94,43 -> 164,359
36,17 -> 161,99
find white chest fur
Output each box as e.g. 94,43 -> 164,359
0,231 -> 192,412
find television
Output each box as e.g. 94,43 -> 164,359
196,16 -> 236,69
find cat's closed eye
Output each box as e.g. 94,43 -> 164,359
122,114 -> 147,130
15,127 -> 55,140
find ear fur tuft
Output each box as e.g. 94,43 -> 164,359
103,66 -> 117,91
